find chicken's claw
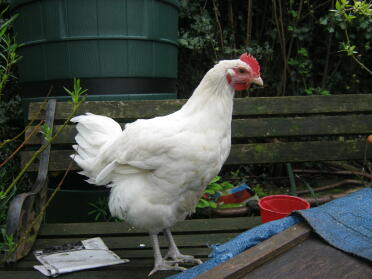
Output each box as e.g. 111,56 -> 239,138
164,252 -> 203,265
148,261 -> 187,277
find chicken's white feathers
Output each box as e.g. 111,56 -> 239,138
71,58 -> 253,232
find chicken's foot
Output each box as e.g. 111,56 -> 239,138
163,228 -> 203,265
148,232 -> 187,277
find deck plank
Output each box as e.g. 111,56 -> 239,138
243,235 -> 372,279
196,223 -> 311,279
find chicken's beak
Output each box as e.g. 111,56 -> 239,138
252,76 -> 263,87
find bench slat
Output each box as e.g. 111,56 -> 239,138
25,114 -> 372,145
33,232 -> 240,250
22,247 -> 211,262
38,217 -> 260,236
228,139 -> 372,164
21,139 -> 372,171
0,270 -> 176,279
28,94 -> 372,120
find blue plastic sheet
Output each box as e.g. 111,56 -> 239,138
167,216 -> 301,279
167,188 -> 372,279
296,187 -> 372,261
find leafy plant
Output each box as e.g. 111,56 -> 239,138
0,228 -> 15,253
331,0 -> 372,75
64,78 -> 88,109
0,7 -> 21,101
88,197 -> 120,222
0,5 -> 24,233
1,78 -> 86,202
40,124 -> 53,143
196,176 -> 236,209
178,1 -> 371,98
0,78 -> 88,258
252,184 -> 270,198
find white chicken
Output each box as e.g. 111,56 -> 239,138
71,53 -> 263,275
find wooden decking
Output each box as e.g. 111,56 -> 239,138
197,222 -> 372,279
242,234 -> 372,279
1,217 -> 261,279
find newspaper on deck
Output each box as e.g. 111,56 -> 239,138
33,237 -> 129,277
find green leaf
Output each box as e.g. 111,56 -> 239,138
40,124 -> 53,142
209,176 -> 221,184
204,189 -> 216,195
196,198 -> 210,208
209,201 -> 217,209
218,203 -> 244,208
298,48 -> 309,57
319,17 -> 328,25
335,0 -> 341,11
208,183 -> 223,191
221,181 -> 234,190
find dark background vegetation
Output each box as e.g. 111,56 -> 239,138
177,0 -> 371,98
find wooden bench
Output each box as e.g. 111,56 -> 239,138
2,94 -> 372,278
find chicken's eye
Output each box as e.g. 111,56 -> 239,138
238,68 -> 247,74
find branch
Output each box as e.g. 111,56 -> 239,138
245,0 -> 253,46
0,120 -> 44,168
293,169 -> 372,180
4,154 -> 76,261
321,0 -> 335,88
273,0 -> 287,96
212,0 -> 224,51
0,86 -> 53,147
2,101 -> 83,198
296,179 -> 365,195
343,22 -> 372,75
304,187 -> 363,205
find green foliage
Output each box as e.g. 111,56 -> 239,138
0,4 -> 27,235
196,176 -> 236,209
64,78 -> 88,109
177,0 -> 372,98
252,184 -> 270,198
40,124 -> 53,143
0,7 -> 21,100
88,197 -> 119,222
0,228 -> 15,253
331,0 -> 372,75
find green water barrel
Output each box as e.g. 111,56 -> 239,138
10,0 -> 179,101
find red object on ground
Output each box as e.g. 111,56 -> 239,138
218,190 -> 252,204
258,195 -> 310,223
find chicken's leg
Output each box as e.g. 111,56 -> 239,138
163,228 -> 203,265
148,232 -> 186,276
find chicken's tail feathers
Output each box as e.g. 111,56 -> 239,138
71,113 -> 123,185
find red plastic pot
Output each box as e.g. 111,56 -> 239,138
258,195 -> 310,223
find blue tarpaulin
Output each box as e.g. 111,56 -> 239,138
296,187 -> 372,261
167,188 -> 372,279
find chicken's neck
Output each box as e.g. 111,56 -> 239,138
178,73 -> 234,135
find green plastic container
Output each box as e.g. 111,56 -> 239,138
10,0 -> 179,101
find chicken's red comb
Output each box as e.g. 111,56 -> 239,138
240,53 -> 260,76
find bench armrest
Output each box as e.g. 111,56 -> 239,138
5,99 -> 56,263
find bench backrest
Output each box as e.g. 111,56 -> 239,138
23,94 -> 372,172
